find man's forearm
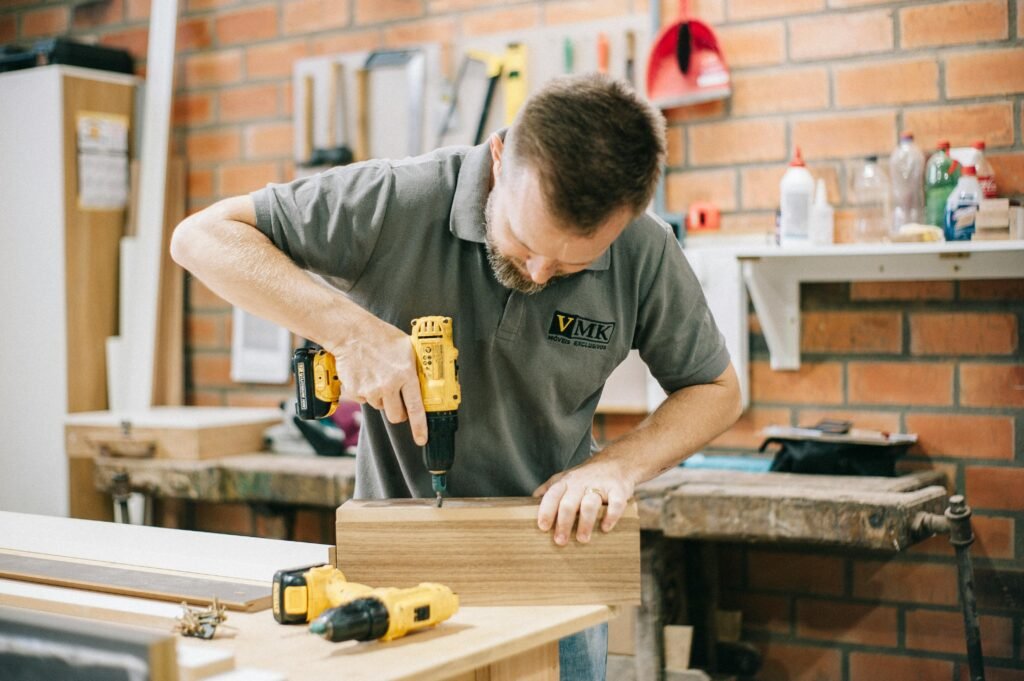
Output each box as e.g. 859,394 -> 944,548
592,363 -> 743,486
170,197 -> 368,351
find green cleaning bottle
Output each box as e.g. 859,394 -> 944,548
925,139 -> 961,229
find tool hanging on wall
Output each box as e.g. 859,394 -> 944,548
646,0 -> 731,108
563,37 -> 574,74
301,74 -> 315,166
625,31 -> 636,86
362,49 -> 426,158
437,50 -> 503,148
355,67 -> 370,162
308,61 -> 353,167
597,33 -> 609,75
502,43 -> 527,125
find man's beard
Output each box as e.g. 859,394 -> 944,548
483,193 -> 562,295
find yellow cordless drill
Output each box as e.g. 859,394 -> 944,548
272,564 -> 459,643
292,316 -> 461,506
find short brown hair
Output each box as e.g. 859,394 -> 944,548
505,74 -> 666,234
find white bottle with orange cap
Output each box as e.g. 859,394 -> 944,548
779,147 -> 814,246
972,140 -> 997,199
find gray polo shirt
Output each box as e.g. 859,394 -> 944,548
251,138 -> 729,499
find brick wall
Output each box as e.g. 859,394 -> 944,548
4,1 -> 1022,677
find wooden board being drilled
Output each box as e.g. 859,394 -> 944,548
335,497 -> 640,606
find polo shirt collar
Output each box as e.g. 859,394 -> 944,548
448,131 -> 611,272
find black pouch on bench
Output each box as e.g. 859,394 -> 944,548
758,426 -> 916,477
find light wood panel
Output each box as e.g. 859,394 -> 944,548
336,497 -> 641,606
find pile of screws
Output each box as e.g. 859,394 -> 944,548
174,597 -> 227,639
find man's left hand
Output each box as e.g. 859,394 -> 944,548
533,460 -> 634,546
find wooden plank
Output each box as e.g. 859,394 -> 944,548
0,578 -> 182,630
0,605 -> 177,681
336,498 -> 640,606
0,551 -> 270,612
660,484 -> 948,551
152,157 -> 186,406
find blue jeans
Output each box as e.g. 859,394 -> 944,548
559,622 -> 608,681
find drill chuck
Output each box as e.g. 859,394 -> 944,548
310,597 -> 389,643
424,411 -> 458,490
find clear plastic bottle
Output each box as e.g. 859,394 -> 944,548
972,140 -> 997,198
925,140 -> 960,228
890,131 -> 924,233
944,165 -> 982,241
852,156 -> 890,242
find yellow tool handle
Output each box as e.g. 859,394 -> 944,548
502,43 -> 528,125
374,583 -> 459,642
410,316 -> 461,413
282,564 -> 374,622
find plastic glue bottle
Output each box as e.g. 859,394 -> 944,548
779,147 -> 814,246
809,178 -> 834,245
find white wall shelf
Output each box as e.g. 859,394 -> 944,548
686,241 -> 1024,409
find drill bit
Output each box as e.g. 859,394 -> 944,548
436,492 -> 443,508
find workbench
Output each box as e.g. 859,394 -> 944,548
92,453 -> 949,676
0,511 -> 609,680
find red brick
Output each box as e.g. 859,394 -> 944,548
245,122 -> 292,158
751,361 -> 844,405
966,466 -> 1024,511
597,414 -> 645,443
665,168 -> 737,213
907,609 -> 1013,657
850,652 -> 953,681
715,22 -> 785,68
853,560 -> 959,605
689,119 -> 786,166
283,0 -> 350,35
22,6 -> 69,37
665,126 -> 684,167
72,0 -> 123,29
194,502 -> 251,534
312,29 -> 382,55
748,551 -> 844,596
384,17 -> 458,48
708,407 -> 791,449
731,68 -> 829,116
849,362 -> 954,407
186,130 -> 241,162
219,161 -> 280,195
429,0 -> 504,10
188,276 -> 230,311
191,353 -> 233,388
960,363 -> 1024,408
960,669 -> 1024,681
851,281 -> 954,301
796,409 -> 901,433
189,0 -> 240,10
543,0 -> 630,24
183,50 -> 243,88
173,93 -> 214,127
219,83 -> 280,123
663,99 -> 727,124
946,47 -> 1024,99
0,15 -> 13,43
960,279 -> 1024,301
721,591 -> 790,633
727,0 -> 822,20
246,40 -> 308,80
904,103 -> 1015,149
790,10 -> 893,61
894,461 -> 957,493
988,152 -> 1024,196
356,0 -> 423,24
187,314 -> 226,349
462,5 -> 537,36
835,59 -> 939,109
906,413 -> 1014,460
802,311 -> 902,354
756,641 -> 842,681
741,164 -> 840,210
127,0 -> 150,21
719,212 -> 776,236
186,389 -> 225,407
188,169 -> 214,198
100,27 -> 149,57
911,313 -> 1018,356
225,389 -> 294,407
796,600 -> 897,646
792,112 -> 896,161
900,0 -> 1008,49
175,17 -> 213,53
910,515 -> 1015,560
216,5 -> 279,45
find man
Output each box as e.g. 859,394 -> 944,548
171,74 -> 742,679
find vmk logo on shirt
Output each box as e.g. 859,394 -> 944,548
547,310 -> 615,350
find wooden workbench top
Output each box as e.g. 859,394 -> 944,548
0,512 -> 609,680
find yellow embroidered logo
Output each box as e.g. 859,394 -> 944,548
547,310 -> 615,350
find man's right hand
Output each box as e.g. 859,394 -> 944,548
327,316 -> 428,446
